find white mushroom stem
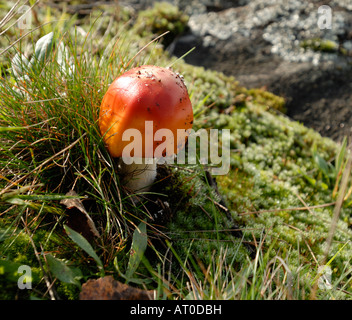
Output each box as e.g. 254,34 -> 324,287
119,158 -> 157,193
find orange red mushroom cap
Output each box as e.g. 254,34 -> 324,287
99,65 -> 193,159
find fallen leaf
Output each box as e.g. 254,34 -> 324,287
60,190 -> 99,242
79,276 -> 154,300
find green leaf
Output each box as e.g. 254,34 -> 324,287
4,197 -> 26,205
126,220 -> 148,280
30,32 -> 54,68
57,42 -> 67,66
63,225 -> 103,271
313,153 -> 330,177
114,256 -> 152,285
11,53 -> 30,78
57,42 -> 74,76
46,254 -> 82,287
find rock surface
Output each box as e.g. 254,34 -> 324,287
123,0 -> 352,142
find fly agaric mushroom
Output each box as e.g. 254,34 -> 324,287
99,65 -> 193,194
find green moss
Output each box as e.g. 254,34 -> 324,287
246,88 -> 286,113
135,2 -> 189,47
55,282 -> 80,300
212,103 -> 352,275
161,167 -> 251,268
0,221 -> 82,299
0,230 -> 42,299
182,68 -> 247,116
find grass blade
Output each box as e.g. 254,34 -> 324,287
46,254 -> 82,288
64,225 -> 103,272
126,220 -> 148,280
